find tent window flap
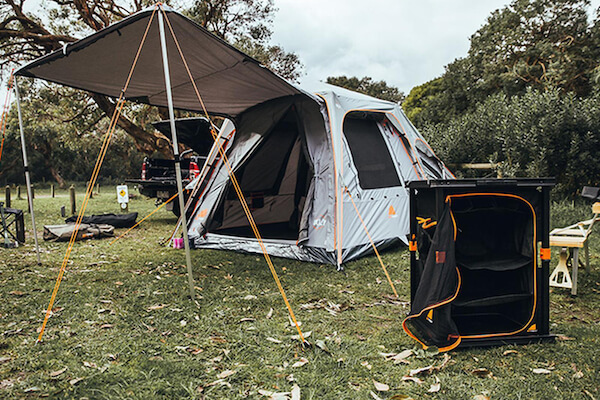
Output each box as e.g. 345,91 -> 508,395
343,114 -> 401,190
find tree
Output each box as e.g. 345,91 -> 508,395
405,0 -> 600,126
468,0 -> 596,97
0,0 -> 303,177
326,76 -> 405,103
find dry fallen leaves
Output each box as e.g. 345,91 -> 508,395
473,395 -> 491,400
290,384 -> 300,400
409,365 -> 434,376
217,370 -> 236,379
373,379 -> 389,392
361,361 -> 372,370
147,304 -> 167,311
69,377 -> 84,386
49,367 -> 67,377
370,391 -> 384,400
556,334 -> 575,341
290,331 -> 311,341
291,358 -> 309,368
502,350 -> 518,356
315,340 -> 330,354
381,349 -> 413,364
401,376 -> 424,385
532,368 -> 552,374
471,368 -> 493,378
428,377 -> 441,393
266,308 -> 274,319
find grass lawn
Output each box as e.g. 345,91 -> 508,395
0,187 -> 599,399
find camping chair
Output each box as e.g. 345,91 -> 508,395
0,202 -> 25,248
549,187 -> 600,295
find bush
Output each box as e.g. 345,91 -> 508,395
419,88 -> 600,198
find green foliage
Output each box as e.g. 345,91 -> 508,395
404,0 -> 600,125
420,88 -> 600,197
326,76 -> 405,103
185,0 -> 303,81
0,81 -> 144,186
403,77 -> 443,122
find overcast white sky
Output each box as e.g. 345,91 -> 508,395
3,0 -> 599,97
272,0 -> 600,93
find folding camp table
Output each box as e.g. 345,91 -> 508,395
549,187 -> 600,295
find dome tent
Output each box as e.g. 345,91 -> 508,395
185,83 -> 454,267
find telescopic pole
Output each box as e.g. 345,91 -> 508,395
14,78 -> 41,264
157,9 -> 195,299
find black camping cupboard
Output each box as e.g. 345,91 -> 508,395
403,179 -> 555,351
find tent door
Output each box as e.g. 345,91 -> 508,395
210,108 -> 312,241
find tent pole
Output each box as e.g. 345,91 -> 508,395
157,9 -> 195,299
13,78 -> 41,264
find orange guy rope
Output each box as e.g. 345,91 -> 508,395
37,7 -> 158,342
161,7 -> 306,343
343,186 -> 399,297
110,192 -> 178,245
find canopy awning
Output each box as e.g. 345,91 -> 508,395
14,5 -> 302,118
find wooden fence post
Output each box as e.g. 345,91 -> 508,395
5,185 -> 10,208
69,185 -> 76,215
50,184 -> 55,198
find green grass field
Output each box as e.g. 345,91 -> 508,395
0,187 -> 599,399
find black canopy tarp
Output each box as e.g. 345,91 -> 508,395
15,6 -> 302,118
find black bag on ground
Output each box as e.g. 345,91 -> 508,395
65,212 -> 138,228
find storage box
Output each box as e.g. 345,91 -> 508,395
403,179 -> 555,350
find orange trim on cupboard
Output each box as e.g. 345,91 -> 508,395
403,192 -> 539,351
446,193 -> 538,342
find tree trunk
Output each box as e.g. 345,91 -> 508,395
92,94 -> 174,159
49,166 -> 66,189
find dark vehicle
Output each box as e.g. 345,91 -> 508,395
126,117 -> 215,215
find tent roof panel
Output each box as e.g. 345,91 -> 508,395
15,6 -> 302,118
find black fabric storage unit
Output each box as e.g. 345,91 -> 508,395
403,179 -> 555,351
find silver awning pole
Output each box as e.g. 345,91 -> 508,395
158,9 -> 195,299
13,77 -> 41,264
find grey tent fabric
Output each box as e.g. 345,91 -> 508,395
15,6 -> 302,118
186,85 -> 455,266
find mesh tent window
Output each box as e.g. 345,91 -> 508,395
343,113 -> 402,190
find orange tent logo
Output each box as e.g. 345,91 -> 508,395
388,205 -> 397,218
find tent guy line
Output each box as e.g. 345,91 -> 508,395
24,3 -> 306,343
160,7 -> 306,342
35,7 -> 159,342
110,192 -> 178,246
